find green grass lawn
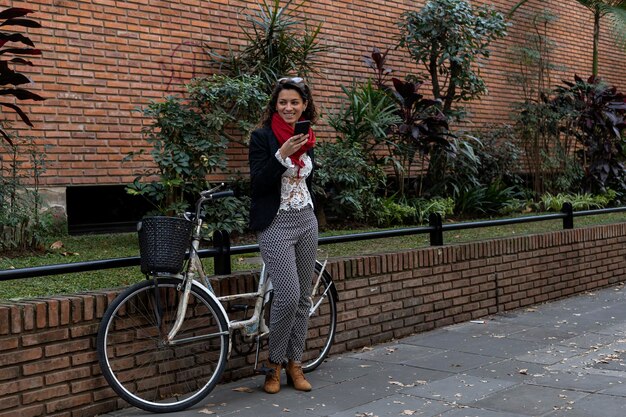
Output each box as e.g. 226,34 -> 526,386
1,212 -> 624,300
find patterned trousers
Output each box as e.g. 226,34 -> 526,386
257,206 -> 318,364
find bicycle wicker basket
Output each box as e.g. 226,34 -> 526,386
138,216 -> 192,275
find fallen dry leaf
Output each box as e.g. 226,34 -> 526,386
232,387 -> 254,393
50,240 -> 63,250
199,409 -> 215,415
519,369 -> 528,375
361,346 -> 374,352
401,411 -> 416,416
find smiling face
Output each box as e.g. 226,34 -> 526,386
276,89 -> 307,127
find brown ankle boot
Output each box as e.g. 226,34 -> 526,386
285,360 -> 312,391
263,361 -> 282,394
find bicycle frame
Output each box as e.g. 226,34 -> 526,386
163,185 -> 333,363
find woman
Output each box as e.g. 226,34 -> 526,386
248,77 -> 318,394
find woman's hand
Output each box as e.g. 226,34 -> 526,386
279,134 -> 308,159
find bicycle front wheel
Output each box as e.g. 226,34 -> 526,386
301,262 -> 337,372
97,278 -> 229,413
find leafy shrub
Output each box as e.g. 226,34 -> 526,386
428,136 -> 482,198
314,141 -> 386,224
127,75 -> 267,218
412,197 -> 454,224
474,125 -> 523,187
374,197 -> 417,227
359,48 -> 451,198
201,195 -> 251,237
200,176 -> 251,236
539,190 -> 616,212
454,182 -> 522,216
187,74 -> 268,146
126,96 -> 229,215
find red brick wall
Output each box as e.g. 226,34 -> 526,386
1,222 -> 626,416
4,0 -> 626,188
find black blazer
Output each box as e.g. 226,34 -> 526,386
248,126 -> 315,231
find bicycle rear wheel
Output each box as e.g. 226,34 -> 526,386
97,278 -> 229,413
301,262 -> 337,372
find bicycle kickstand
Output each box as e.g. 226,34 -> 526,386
253,337 -> 271,375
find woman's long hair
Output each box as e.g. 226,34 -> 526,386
259,79 -> 318,128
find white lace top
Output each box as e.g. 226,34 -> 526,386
274,150 -> 314,212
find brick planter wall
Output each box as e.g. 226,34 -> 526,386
1,223 -> 626,416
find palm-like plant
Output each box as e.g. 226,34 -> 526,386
206,0 -> 328,93
511,0 -> 626,77
0,7 -> 44,145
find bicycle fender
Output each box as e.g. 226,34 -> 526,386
190,280 -> 230,328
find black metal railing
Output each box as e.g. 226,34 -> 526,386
2,203 -> 625,281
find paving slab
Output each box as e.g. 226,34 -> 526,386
400,374 -> 518,404
465,358 -> 556,383
325,394 -> 451,417
403,350 -> 500,373
542,392 -> 626,417
436,407 -> 531,417
471,384 -> 589,416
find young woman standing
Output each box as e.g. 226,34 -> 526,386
248,77 -> 319,394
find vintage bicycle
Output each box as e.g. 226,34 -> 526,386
96,186 -> 338,413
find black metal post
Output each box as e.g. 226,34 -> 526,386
562,202 -> 574,229
213,230 -> 232,275
429,213 -> 443,246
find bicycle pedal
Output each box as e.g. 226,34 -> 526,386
254,364 -> 273,375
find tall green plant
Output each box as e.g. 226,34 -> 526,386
397,0 -> 506,200
399,0 -> 507,116
553,75 -> 626,194
358,47 -> 451,198
1,126 -> 49,251
206,0 -> 328,92
511,0 -> 626,77
387,77 -> 450,197
508,9 -> 576,196
508,9 -> 561,102
0,7 -> 44,145
326,80 -> 400,157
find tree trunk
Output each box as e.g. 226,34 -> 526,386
592,7 -> 601,77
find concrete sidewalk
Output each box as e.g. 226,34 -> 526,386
108,283 -> 626,417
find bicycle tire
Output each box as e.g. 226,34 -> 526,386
97,278 -> 229,413
301,262 -> 337,372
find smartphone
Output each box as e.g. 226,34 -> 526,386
294,120 -> 310,136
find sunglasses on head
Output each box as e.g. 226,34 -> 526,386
278,77 -> 305,85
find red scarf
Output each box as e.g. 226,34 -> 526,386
271,113 -> 316,171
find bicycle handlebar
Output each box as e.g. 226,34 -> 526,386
203,190 -> 234,200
